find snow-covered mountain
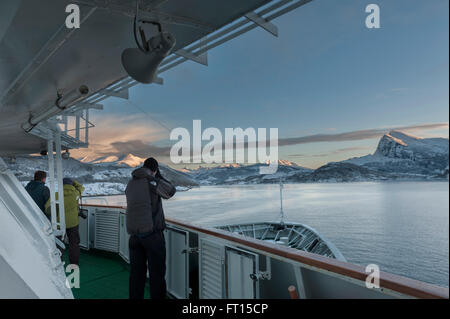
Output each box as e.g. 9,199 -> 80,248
3,131 -> 448,192
3,155 -> 198,196
344,131 -> 449,179
184,131 -> 449,184
184,160 -> 312,185
79,153 -> 145,167
294,162 -> 386,183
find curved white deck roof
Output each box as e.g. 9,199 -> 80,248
0,0 -> 312,156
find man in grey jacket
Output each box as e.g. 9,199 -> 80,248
125,157 -> 175,299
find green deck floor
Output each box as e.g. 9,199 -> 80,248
63,249 -> 150,299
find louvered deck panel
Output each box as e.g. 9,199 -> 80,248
199,239 -> 224,299
94,210 -> 120,253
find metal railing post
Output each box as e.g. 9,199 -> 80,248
85,109 -> 89,144
55,129 -> 66,237
47,134 -> 57,229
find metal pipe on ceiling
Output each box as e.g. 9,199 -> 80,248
22,85 -> 89,132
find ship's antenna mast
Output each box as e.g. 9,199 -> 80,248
279,177 -> 285,225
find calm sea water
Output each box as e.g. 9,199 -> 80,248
85,182 -> 449,288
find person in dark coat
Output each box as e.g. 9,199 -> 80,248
125,157 -> 175,299
25,170 -> 50,213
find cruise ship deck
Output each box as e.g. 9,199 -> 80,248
63,250 -> 143,299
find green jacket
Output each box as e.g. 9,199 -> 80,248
45,181 -> 85,229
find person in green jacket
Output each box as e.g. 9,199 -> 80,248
45,178 -> 84,265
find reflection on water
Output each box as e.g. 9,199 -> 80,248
84,181 -> 449,288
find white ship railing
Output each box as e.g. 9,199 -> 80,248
80,203 -> 449,299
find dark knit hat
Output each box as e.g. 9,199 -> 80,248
63,177 -> 73,185
143,157 -> 158,172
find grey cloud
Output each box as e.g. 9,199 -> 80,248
289,146 -> 371,159
84,123 -> 448,161
278,123 -> 448,147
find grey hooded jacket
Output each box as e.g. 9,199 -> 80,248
125,167 -> 169,235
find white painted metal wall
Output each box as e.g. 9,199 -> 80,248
0,158 -> 72,298
226,247 -> 259,299
78,212 -> 90,250
165,227 -> 190,299
119,213 -> 130,262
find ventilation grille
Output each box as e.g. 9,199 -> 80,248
94,210 -> 120,252
200,239 -> 223,299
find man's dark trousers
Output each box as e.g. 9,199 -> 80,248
129,231 -> 166,299
57,226 -> 80,265
66,225 -> 80,265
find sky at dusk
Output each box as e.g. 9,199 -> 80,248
71,0 -> 449,169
